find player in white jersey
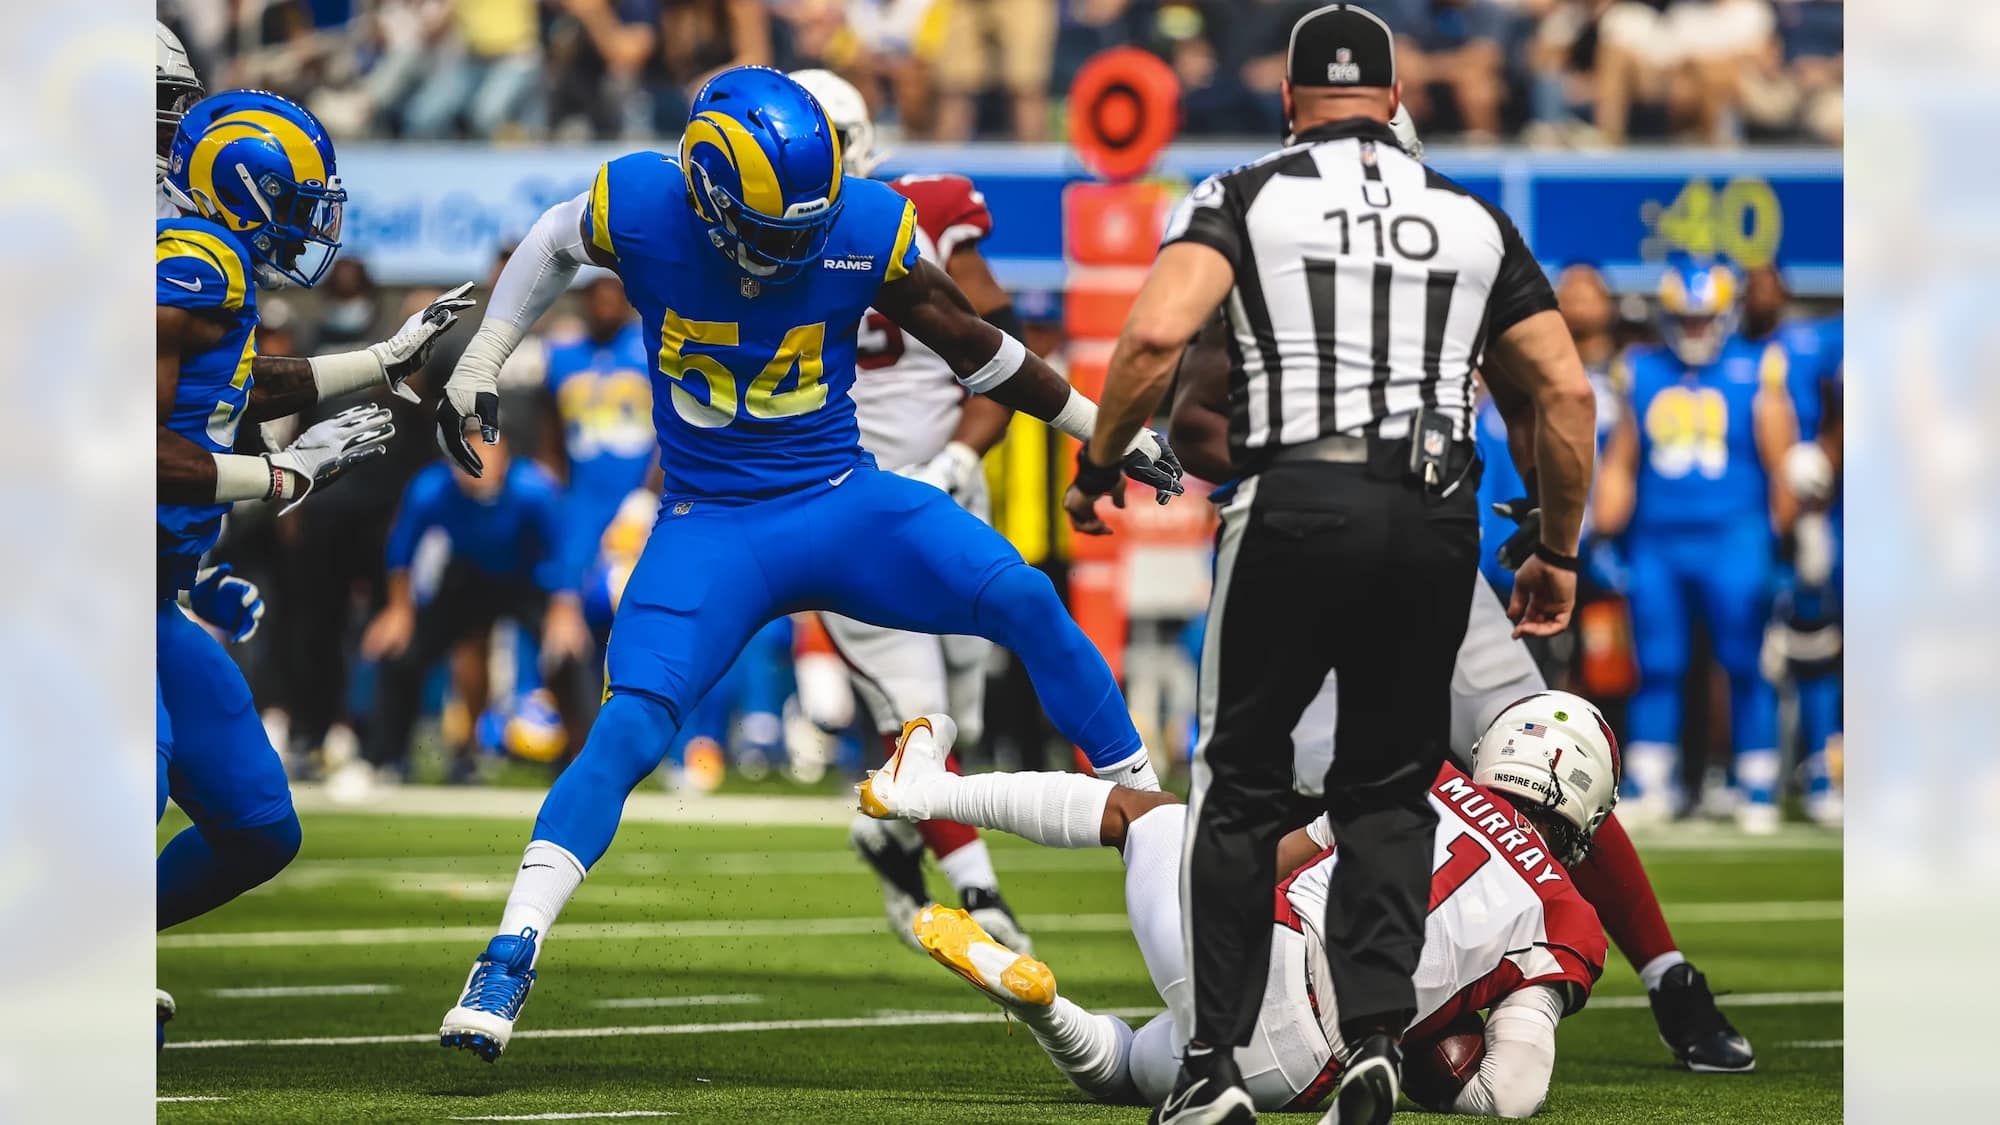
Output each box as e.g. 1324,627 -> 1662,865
157,21 -> 203,219
860,691 -> 1617,1119
788,69 -> 1034,955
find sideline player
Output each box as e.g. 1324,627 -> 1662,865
789,67 -> 1033,954
156,20 -> 202,217
156,90 -> 473,1041
1166,141 -> 1752,1069
433,66 -> 1184,1061
1595,258 -> 1798,831
861,692 -> 1617,1118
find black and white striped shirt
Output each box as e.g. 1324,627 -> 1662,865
1164,118 -> 1556,458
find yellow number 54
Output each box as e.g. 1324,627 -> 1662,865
659,310 -> 828,429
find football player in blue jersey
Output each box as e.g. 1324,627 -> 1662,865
432,66 -> 1183,1061
537,275 -> 660,585
1743,267 -> 1843,825
1595,259 -> 1800,832
155,90 -> 473,1042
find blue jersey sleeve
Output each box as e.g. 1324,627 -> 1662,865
883,197 -> 920,283
156,220 -> 253,313
585,151 -> 679,267
385,464 -> 453,572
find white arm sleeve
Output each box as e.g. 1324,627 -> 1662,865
1450,984 -> 1564,1118
451,191 -> 594,391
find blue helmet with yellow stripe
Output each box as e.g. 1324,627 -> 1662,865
680,67 -> 845,284
165,90 -> 345,289
1656,255 -> 1740,366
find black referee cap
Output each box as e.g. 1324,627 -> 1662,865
1287,3 -> 1397,89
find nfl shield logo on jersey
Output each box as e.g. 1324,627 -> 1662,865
740,277 -> 761,299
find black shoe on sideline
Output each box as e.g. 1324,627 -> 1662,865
1327,1033 -> 1401,1125
1150,1046 -> 1257,1125
1650,962 -> 1756,1073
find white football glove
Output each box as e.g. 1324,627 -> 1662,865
435,322 -> 517,476
370,282 -> 477,402
1783,441 -> 1835,506
895,441 -> 983,502
267,403 -> 397,515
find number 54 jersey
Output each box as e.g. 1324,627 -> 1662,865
1621,335 -> 1784,534
582,152 -> 921,500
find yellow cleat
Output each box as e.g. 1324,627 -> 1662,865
857,714 -> 954,820
912,904 -> 1055,1010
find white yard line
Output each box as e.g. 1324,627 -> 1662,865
159,901 -> 1842,951
1780,1039 -> 1844,1049
291,785 -> 853,827
444,1104 -> 680,1112
158,1096 -> 230,1102
164,995 -> 1829,1052
591,994 -> 763,1009
210,984 -> 399,999
1589,990 -> 1842,1010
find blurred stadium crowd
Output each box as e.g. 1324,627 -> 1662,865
160,0 -> 1841,146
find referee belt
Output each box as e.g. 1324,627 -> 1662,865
1268,432 -> 1476,468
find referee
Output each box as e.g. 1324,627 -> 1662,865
1065,6 -> 1597,1123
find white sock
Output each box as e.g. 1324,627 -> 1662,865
936,838 -> 1000,894
1735,747 -> 1781,798
1019,997 -> 1136,1101
1627,742 -> 1678,801
1639,950 -> 1687,992
1097,746 -> 1162,792
497,840 -> 586,964
918,771 -> 1113,849
1122,806 -> 1193,1037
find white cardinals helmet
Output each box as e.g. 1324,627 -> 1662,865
1470,691 -> 1620,865
156,21 -> 203,180
789,69 -> 886,179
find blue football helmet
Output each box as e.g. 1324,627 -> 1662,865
1656,256 -> 1740,367
680,67 -> 845,284
164,90 -> 345,289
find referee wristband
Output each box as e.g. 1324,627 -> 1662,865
1074,446 -> 1123,495
1533,543 -> 1582,572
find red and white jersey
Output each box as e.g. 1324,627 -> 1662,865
852,173 -> 995,470
1279,762 -> 1605,1063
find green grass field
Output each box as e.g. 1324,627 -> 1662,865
157,799 -> 1841,1123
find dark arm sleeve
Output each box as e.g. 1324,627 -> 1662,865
1484,208 -> 1558,338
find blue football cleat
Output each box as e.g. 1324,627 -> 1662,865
439,929 -> 539,1061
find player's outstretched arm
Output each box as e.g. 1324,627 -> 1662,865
1449,984 -> 1563,1118
159,306 -> 397,510
875,257 -> 1184,527
247,284 -> 477,423
437,193 -> 603,476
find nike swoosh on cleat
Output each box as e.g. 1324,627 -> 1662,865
1160,1078 -> 1208,1119
828,468 -> 855,486
164,275 -> 203,292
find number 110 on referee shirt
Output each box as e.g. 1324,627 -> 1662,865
1323,207 -> 1441,262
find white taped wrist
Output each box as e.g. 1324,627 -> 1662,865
454,322 -> 525,393
212,453 -> 278,503
308,349 -> 385,401
958,332 -> 1026,394
1050,387 -> 1098,444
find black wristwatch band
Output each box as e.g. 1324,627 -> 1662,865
1534,543 -> 1582,572
1074,446 -> 1123,496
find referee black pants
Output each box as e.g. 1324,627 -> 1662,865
1186,458 -> 1479,1048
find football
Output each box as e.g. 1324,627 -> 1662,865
1400,1010 -> 1488,1112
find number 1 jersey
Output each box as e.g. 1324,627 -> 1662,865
581,152 -> 922,500
1281,761 -> 1606,1044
